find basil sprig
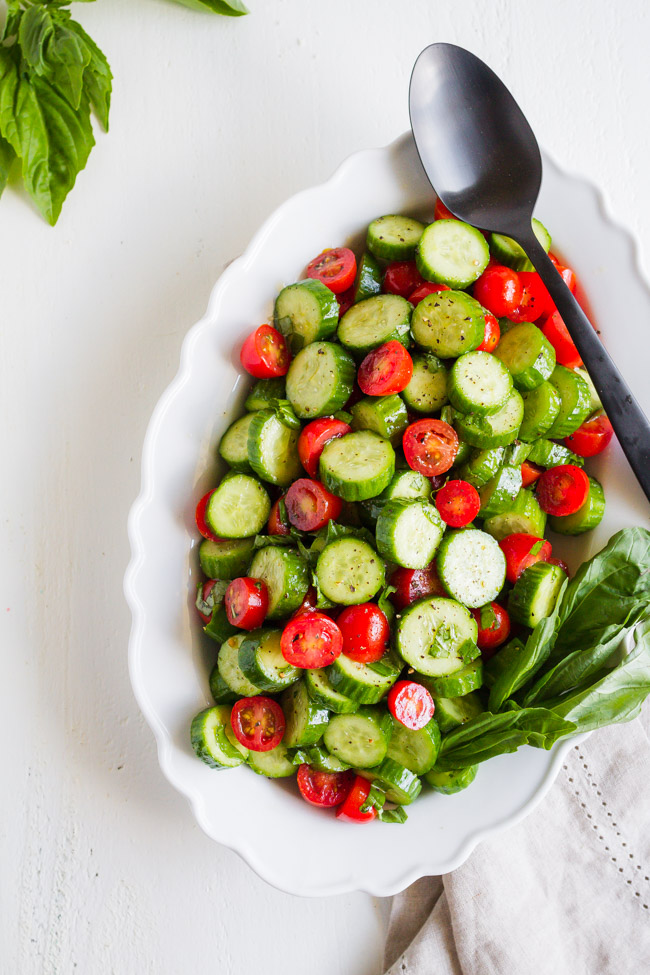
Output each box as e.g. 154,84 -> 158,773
172,0 -> 248,14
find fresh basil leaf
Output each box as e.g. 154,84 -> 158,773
45,15 -> 91,111
268,399 -> 301,431
278,498 -> 289,528
253,533 -> 294,549
479,603 -> 498,631
435,708 -> 576,770
365,658 -> 395,676
172,0 -> 249,15
2,3 -> 21,43
289,749 -> 310,767
359,783 -> 386,814
0,134 -> 16,196
318,521 -> 375,548
378,805 -> 408,824
427,622 -> 459,658
310,570 -> 335,610
195,579 -> 228,616
18,5 -> 54,74
377,584 -> 396,625
529,539 -> 545,557
62,16 -> 112,130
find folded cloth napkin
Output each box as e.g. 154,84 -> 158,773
384,707 -> 650,975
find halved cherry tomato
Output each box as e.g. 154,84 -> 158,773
297,764 -> 355,807
434,198 -> 457,221
281,612 -> 343,668
224,577 -> 269,629
435,479 -> 481,527
306,247 -> 357,294
335,774 -> 376,823
196,579 -> 218,624
387,680 -> 435,731
521,460 -> 544,488
473,264 -> 523,318
536,464 -> 590,516
230,696 -> 285,752
476,312 -> 500,353
357,341 -> 413,396
336,286 -> 356,318
389,565 -> 446,611
267,497 -> 290,536
240,324 -> 290,379
292,586 -> 319,618
383,261 -> 425,299
548,555 -> 570,576
337,603 -> 389,663
403,419 -> 459,477
408,282 -> 451,305
564,414 -> 613,457
540,311 -> 582,369
297,417 -> 351,478
285,478 -> 342,532
471,602 -> 511,657
195,490 -> 220,541
499,533 -> 552,583
550,255 -> 577,293
514,272 -> 554,322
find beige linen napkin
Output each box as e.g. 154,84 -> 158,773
384,707 -> 650,975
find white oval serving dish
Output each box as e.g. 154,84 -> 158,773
125,132 -> 650,897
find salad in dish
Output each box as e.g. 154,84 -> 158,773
189,201 -> 650,824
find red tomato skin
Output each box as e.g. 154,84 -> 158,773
196,490 -> 220,541
285,478 -> 342,532
306,247 -> 357,294
291,586 -> 319,618
403,419 -> 459,477
476,312 -> 500,353
267,497 -> 290,536
499,533 -> 553,584
335,775 -> 376,823
434,199 -> 457,221
224,577 -> 269,629
536,465 -> 590,516
435,479 -> 481,527
473,265 -> 523,318
297,765 -> 355,807
540,311 -> 582,369
357,341 -> 414,396
336,286 -> 355,318
389,565 -> 447,611
230,696 -> 285,752
471,603 -> 511,656
564,414 -> 614,457
297,417 -> 351,478
408,282 -> 451,304
383,261 -> 425,299
516,272 -> 555,322
337,603 -> 390,663
521,460 -> 544,488
550,255 -> 578,293
240,325 -> 290,379
280,612 -> 344,669
548,555 -> 570,576
387,680 -> 435,731
196,580 -> 217,624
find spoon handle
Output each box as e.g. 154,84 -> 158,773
519,232 -> 650,504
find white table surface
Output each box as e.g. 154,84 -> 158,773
2,1 -> 649,971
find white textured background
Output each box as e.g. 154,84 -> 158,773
2,1 -> 649,972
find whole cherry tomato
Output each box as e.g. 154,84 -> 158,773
473,265 -> 523,318
281,612 -> 344,668
499,533 -> 552,583
382,260 -> 425,299
471,602 -> 511,657
564,414 -> 613,457
337,603 -> 390,663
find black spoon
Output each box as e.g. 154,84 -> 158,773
409,42 -> 650,503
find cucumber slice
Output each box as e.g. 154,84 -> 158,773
244,377 -> 286,412
316,536 -> 385,605
248,545 -> 310,619
301,745 -> 351,772
199,537 -> 255,579
376,499 -> 444,569
218,413 -> 256,472
575,367 -> 602,413
247,410 -> 301,487
436,529 -> 507,608
494,322 -> 556,391
433,692 -> 484,733
360,758 -> 422,804
453,389 -> 524,448
217,633 -> 261,697
190,705 -> 247,770
323,708 -> 392,767
354,252 -> 383,301
549,475 -> 605,535
547,365 -> 592,438
205,474 -> 271,539
457,446 -> 505,489
337,294 -> 412,357
319,430 -> 395,502
416,220 -> 490,289
448,351 -> 513,415
478,466 -> 523,519
519,382 -> 562,441
401,353 -> 448,413
359,469 -> 432,526
304,667 -> 359,713
425,764 -> 478,795
239,629 -> 300,692
274,279 -> 339,351
367,214 -> 425,261
526,437 -> 584,469
351,394 -> 408,445
386,717 -> 441,775
209,662 -> 238,704
421,658 -> 483,698
327,650 -> 402,704
411,290 -> 486,359
281,680 -> 330,748
247,741 -> 296,778
508,561 -> 567,628
503,440 -> 532,466
483,488 -> 546,540
395,597 -> 479,677
204,605 -> 238,644
489,218 -> 551,272
285,341 -> 356,419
